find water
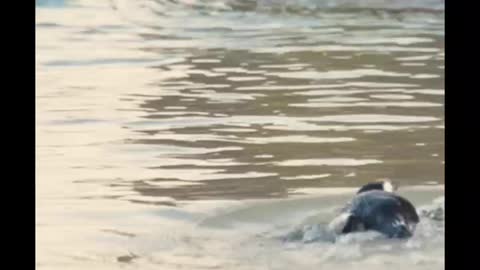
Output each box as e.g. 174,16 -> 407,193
36,0 -> 444,269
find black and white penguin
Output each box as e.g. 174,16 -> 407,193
329,180 -> 419,238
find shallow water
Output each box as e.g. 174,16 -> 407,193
36,0 -> 444,269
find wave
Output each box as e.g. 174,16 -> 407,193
154,0 -> 444,12
282,195 -> 444,244
111,0 -> 444,19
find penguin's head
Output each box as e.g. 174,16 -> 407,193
357,179 -> 397,194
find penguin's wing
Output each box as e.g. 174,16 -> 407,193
328,212 -> 352,234
328,212 -> 365,234
341,215 -> 365,234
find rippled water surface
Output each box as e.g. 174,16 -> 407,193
36,0 -> 444,269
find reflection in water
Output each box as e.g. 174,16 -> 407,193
36,0 -> 443,269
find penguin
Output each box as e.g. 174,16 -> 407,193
329,180 -> 419,238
